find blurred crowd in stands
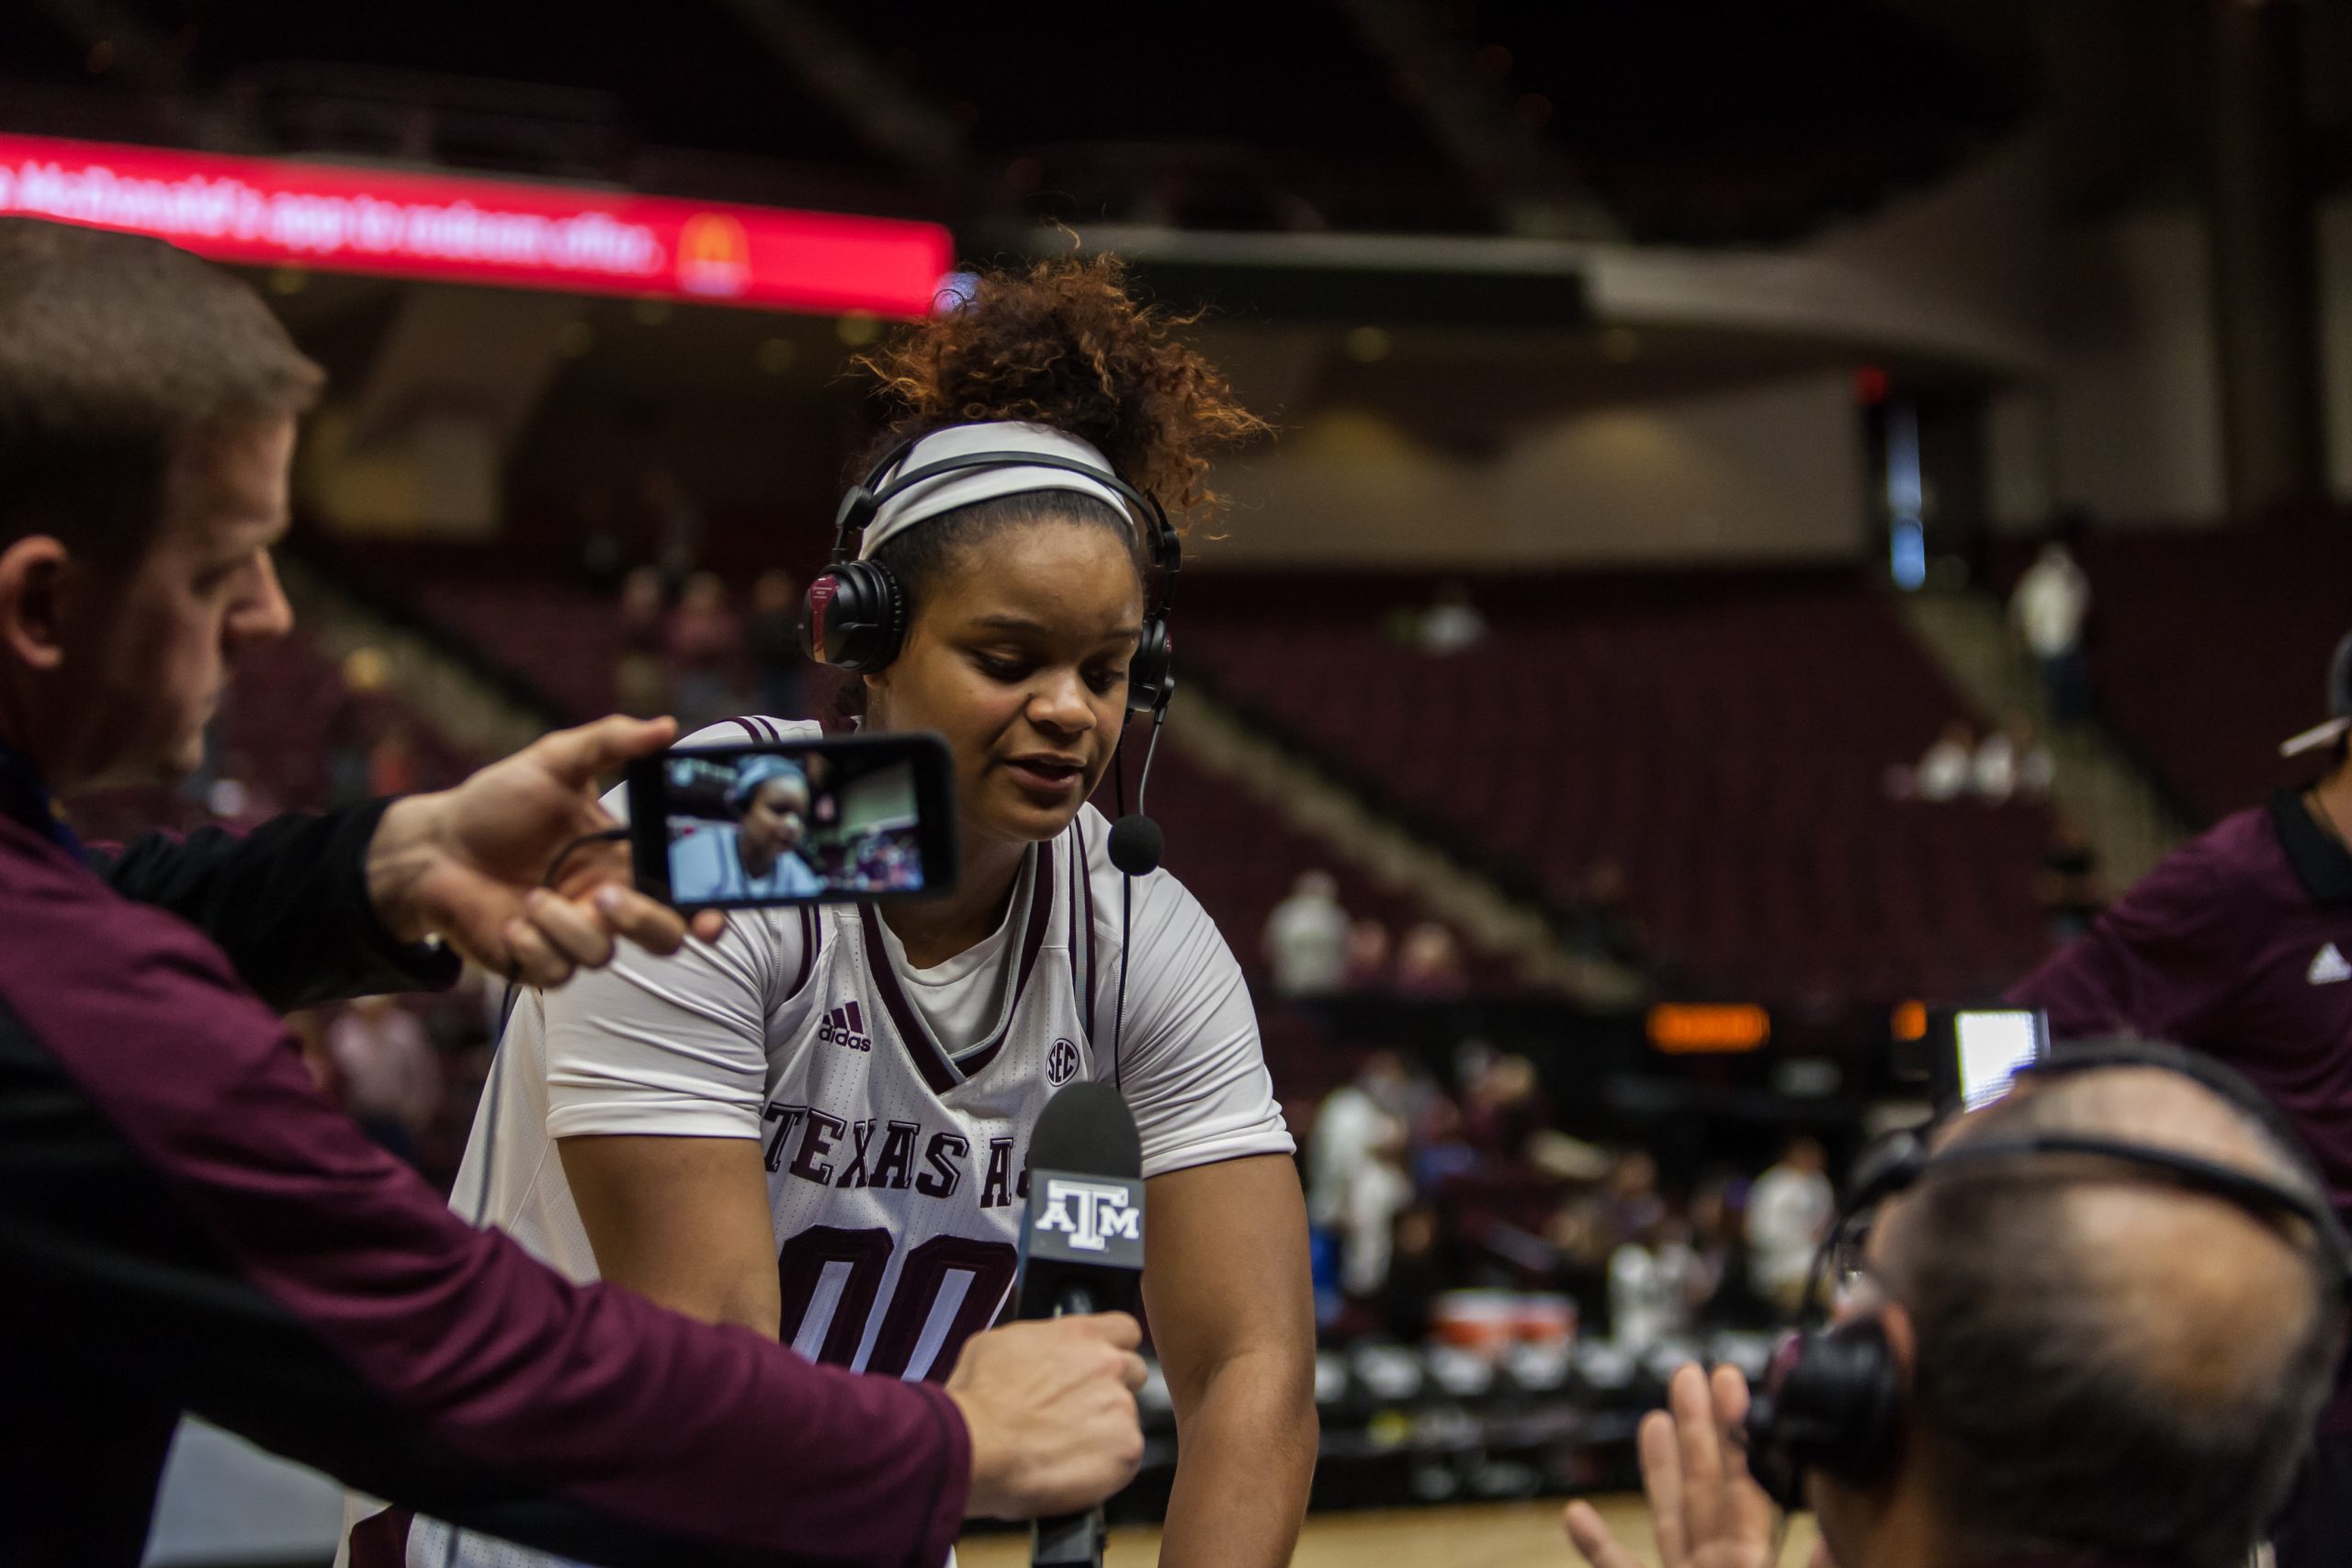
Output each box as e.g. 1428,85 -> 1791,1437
1301,1043 -> 1835,1354
1264,870 -> 1474,999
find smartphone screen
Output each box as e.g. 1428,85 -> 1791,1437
627,733 -> 957,909
1946,1009 -> 2050,1111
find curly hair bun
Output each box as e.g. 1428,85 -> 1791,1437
860,254 -> 1266,524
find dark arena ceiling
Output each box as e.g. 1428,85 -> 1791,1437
3,0 -> 2024,244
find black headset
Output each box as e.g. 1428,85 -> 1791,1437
799,429 -> 1182,721
1743,1038 -> 2352,1509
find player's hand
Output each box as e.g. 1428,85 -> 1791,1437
366,716 -> 728,983
1565,1363 -> 1779,1568
944,1313 -> 1149,1519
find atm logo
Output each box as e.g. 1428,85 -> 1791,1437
677,212 -> 752,297
1035,1178 -> 1140,1253
818,1000 -> 872,1052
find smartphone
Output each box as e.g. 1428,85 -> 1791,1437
627,733 -> 957,909
1928,1008 -> 2052,1112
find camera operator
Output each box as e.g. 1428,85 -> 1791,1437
1563,1048 -> 2346,1568
0,217 -> 1145,1567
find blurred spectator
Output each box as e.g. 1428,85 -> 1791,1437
1685,1173 -> 1765,1328
1607,1207 -> 1703,1352
615,565 -> 670,718
1308,1051 -> 1408,1225
1973,713 -> 2055,805
1307,1052 -> 1415,1300
1343,916 -> 1392,991
746,569 -> 808,719
1599,1148 -> 1667,1249
1396,921 -> 1468,998
324,647 -> 399,809
2038,815 -> 2105,942
1912,718 -> 1975,803
667,570 -> 744,732
1419,580 -> 1489,656
326,995 -> 444,1167
1459,1053 -> 1548,1166
641,467 -> 707,590
2012,538 -> 2093,725
1555,861 -> 1646,966
1338,1123 -> 1413,1299
1264,869 -> 1351,998
1746,1135 -> 1834,1316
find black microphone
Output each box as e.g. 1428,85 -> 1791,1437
1017,1083 -> 1147,1568
1106,813 -> 1162,877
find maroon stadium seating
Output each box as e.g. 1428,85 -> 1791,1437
1179,568 -> 2053,1007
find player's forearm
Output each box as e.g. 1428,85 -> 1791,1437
1156,1348 -> 1317,1568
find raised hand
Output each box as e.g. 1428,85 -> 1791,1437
365,715 -> 726,984
1566,1362 -> 1781,1568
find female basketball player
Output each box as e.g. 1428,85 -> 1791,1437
393,258 -> 1316,1567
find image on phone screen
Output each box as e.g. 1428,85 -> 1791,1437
628,735 -> 956,909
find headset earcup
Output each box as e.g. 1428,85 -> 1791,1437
1747,1316 -> 1902,1506
1127,619 -> 1173,716
800,559 -> 907,673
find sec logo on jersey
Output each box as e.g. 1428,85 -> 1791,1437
1046,1037 -> 1080,1087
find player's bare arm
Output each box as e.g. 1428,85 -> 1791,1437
559,1132 -> 782,1334
1141,1152 -> 1319,1568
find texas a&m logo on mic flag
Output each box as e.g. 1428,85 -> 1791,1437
1035,1178 -> 1141,1254
1022,1172 -> 1145,1273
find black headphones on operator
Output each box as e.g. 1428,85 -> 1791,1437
798,429 -> 1182,720
1743,1037 -> 2352,1509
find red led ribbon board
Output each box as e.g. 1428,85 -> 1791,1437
0,132 -> 954,316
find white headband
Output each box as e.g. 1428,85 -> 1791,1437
858,422 -> 1131,561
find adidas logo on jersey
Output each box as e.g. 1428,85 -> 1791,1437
818,1000 -> 873,1051
2312,944 -> 2352,986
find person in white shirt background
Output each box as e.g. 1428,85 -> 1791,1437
2011,538 -> 2094,726
353,255 -> 1317,1568
1745,1134 -> 1835,1316
1264,867 -> 1351,998
664,754 -> 823,901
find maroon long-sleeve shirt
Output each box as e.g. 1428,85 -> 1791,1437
2010,790 -> 2352,1433
0,798 -> 969,1566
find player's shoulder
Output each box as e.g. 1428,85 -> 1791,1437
677,715 -> 824,747
1066,804 -> 1218,942
600,716 -> 820,818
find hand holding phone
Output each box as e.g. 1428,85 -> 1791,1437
628,733 -> 958,910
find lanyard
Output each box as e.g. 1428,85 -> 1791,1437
0,739 -> 82,858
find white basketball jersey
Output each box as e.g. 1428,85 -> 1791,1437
759,827 -> 1098,1377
